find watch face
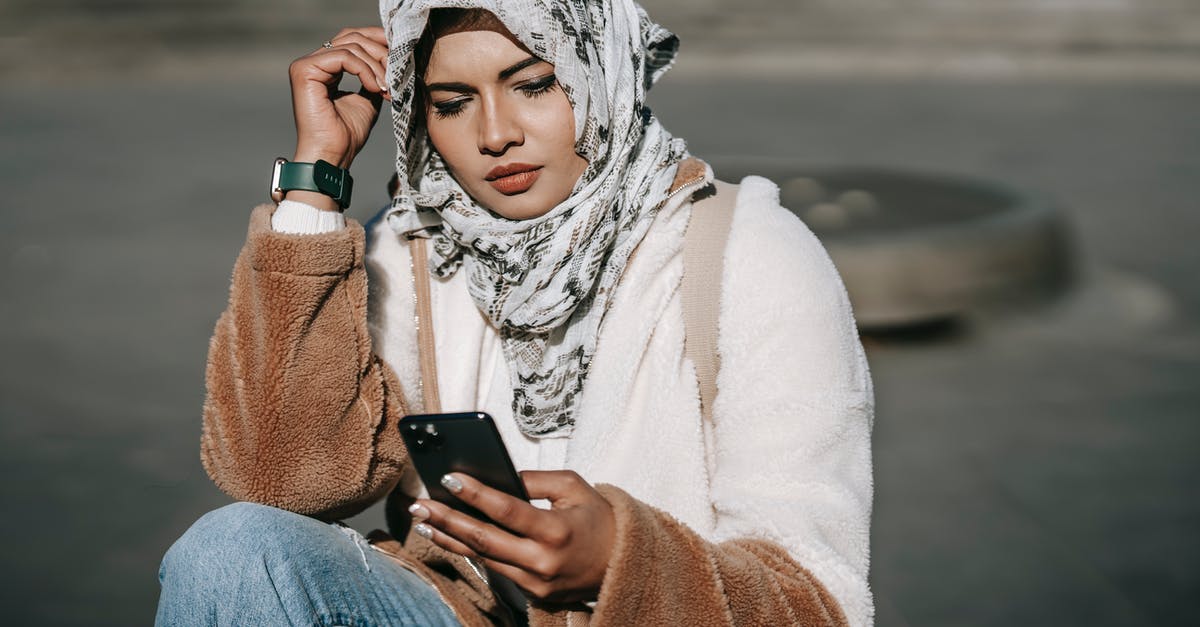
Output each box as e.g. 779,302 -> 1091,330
269,157 -> 288,203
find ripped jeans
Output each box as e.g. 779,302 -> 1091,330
155,502 -> 462,626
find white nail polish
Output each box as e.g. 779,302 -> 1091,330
407,502 -> 430,521
414,522 -> 433,539
440,474 -> 463,494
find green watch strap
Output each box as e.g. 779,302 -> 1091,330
271,158 -> 354,209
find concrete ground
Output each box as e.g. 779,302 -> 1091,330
1,5 -> 1198,624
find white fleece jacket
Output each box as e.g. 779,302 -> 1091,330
276,174 -> 875,625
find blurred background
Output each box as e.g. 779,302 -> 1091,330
1,0 -> 1197,624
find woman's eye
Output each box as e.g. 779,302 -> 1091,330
519,75 -> 558,98
432,99 -> 467,119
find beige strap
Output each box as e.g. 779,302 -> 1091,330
410,237 -> 442,414
682,180 -> 737,427
411,238 -> 505,594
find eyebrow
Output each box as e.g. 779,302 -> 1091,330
424,81 -> 474,94
498,56 -> 543,80
425,56 -> 546,93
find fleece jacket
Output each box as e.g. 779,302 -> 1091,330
201,162 -> 875,626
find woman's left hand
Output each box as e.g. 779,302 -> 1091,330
411,470 -> 615,604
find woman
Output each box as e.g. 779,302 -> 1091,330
157,1 -> 874,625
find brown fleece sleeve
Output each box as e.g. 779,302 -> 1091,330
199,204 -> 410,520
528,485 -> 848,627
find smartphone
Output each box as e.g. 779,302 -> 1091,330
399,411 -> 529,523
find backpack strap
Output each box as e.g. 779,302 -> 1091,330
409,237 -> 442,414
682,179 -> 737,428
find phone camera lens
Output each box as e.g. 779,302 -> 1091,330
424,424 -> 444,448
407,423 -> 429,450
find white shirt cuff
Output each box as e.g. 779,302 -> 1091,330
271,199 -> 346,234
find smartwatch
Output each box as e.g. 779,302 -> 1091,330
269,157 -> 354,209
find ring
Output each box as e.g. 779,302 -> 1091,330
322,40 -> 333,49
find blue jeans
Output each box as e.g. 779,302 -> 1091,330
156,502 -> 462,626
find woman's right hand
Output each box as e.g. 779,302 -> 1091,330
288,26 -> 391,174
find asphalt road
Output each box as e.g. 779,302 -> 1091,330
1,75 -> 1197,625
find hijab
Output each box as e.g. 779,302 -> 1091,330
380,0 -> 687,437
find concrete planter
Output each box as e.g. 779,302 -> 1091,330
712,160 -> 1074,329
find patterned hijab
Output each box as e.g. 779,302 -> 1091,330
380,0 -> 687,437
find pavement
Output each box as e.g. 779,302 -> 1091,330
5,0 -> 1200,81
1,4 -> 1198,626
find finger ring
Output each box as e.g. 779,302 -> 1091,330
322,40 -> 333,49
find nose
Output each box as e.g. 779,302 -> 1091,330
477,93 -> 523,156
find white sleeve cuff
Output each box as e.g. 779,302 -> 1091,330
271,199 -> 347,234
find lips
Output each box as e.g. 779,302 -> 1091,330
486,163 -> 542,195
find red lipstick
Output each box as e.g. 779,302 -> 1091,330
486,163 -> 542,195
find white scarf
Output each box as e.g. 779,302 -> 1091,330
380,0 -> 686,437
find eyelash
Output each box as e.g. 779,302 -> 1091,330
431,74 -> 558,120
520,75 -> 558,98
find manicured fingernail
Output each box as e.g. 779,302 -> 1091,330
378,80 -> 390,93
414,522 -> 433,539
407,502 -> 430,521
440,474 -> 463,494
